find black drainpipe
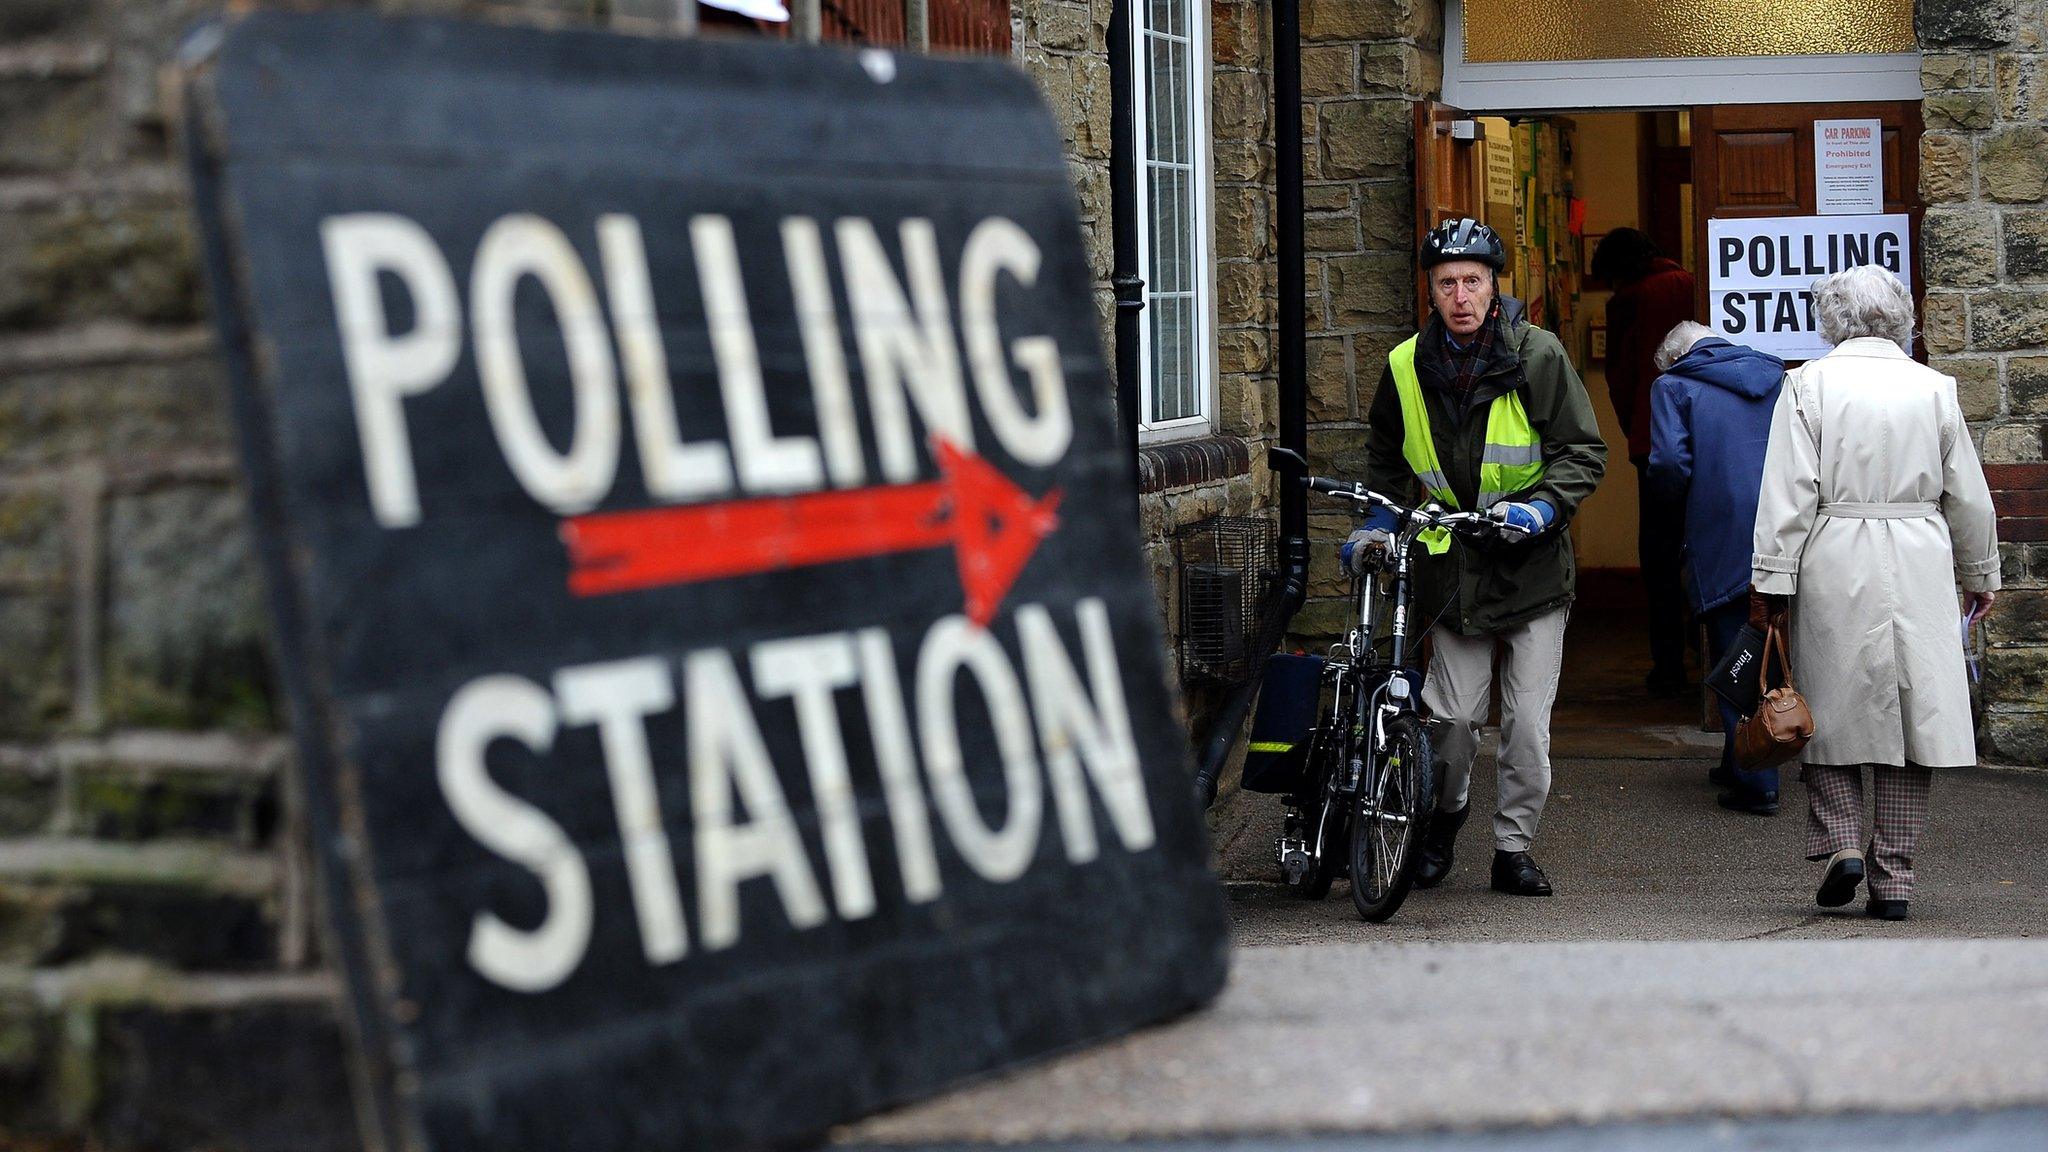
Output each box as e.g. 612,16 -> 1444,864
1192,0 -> 1307,808
1107,0 -> 1143,495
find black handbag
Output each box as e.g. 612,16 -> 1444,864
1705,622 -> 1768,716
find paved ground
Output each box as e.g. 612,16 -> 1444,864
832,580 -> 2048,1147
842,1107 -> 2048,1151
1219,752 -> 2048,944
836,940 -> 2048,1146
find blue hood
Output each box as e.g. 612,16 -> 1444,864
1667,338 -> 1784,400
1646,337 -> 1785,613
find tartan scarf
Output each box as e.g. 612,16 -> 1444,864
1442,298 -> 1502,413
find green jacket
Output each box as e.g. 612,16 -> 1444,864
1361,297 -> 1607,636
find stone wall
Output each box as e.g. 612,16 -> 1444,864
1917,0 -> 2048,765
1141,0 -> 1274,692
1288,0 -> 1439,644
0,0 -> 368,1143
0,2 -> 762,1145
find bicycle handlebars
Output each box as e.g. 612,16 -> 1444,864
1303,475 -> 1533,542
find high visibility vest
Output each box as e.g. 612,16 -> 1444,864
1387,335 -> 1546,554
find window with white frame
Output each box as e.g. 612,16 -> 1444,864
1131,0 -> 1214,439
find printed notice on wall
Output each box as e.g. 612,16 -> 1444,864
1707,213 -> 1912,361
1814,118 -> 1884,215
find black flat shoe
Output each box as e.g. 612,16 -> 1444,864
1414,803 -> 1469,890
1645,668 -> 1690,698
1866,897 -> 1908,921
1717,790 -> 1779,816
1816,850 -> 1864,908
1491,850 -> 1553,896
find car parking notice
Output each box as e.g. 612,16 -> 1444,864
181,11 -> 1227,1152
1706,214 -> 1913,361
1814,118 -> 1884,215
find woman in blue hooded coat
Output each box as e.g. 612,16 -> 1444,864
1647,322 -> 1786,813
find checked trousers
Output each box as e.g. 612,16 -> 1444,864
1802,763 -> 1933,900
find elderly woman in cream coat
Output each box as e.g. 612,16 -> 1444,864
1750,265 -> 2000,923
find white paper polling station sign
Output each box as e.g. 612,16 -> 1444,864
1706,213 -> 1913,361
180,12 -> 1227,1152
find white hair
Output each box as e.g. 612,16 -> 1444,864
1811,264 -> 1916,349
1653,321 -> 1717,373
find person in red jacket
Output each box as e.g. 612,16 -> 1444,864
1593,228 -> 1697,696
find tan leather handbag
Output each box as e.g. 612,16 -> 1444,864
1736,622 -> 1814,771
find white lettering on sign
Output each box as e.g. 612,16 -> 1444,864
436,675 -> 592,993
321,214 -> 464,529
472,213 -> 624,516
432,597 -> 1157,991
319,211 -> 1076,527
596,214 -> 736,503
1706,213 -> 1913,361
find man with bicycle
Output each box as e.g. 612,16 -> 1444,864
1346,218 -> 1607,896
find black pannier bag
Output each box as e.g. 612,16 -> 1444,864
1240,653 -> 1326,794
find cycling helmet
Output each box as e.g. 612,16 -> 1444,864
1421,217 -> 1506,271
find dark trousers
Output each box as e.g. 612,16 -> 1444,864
1701,598 -> 1780,800
1635,460 -> 1688,676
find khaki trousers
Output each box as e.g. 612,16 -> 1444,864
1421,606 -> 1570,852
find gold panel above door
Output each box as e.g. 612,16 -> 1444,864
1461,0 -> 1915,63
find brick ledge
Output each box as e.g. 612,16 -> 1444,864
1137,435 -> 1252,495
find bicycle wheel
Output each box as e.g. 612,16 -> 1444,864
1291,678 -> 1354,900
1350,713 -> 1435,922
1296,794 -> 1343,899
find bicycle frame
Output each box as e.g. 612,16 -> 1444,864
1277,470 -> 1529,899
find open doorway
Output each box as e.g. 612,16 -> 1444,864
1417,101 -> 1923,731
1419,107 -> 1704,730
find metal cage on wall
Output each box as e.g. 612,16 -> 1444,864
1175,515 -> 1279,687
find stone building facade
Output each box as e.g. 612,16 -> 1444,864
2,0 -> 2047,1146
1915,0 -> 2048,764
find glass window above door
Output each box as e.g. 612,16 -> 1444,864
1443,0 -> 1921,109
1461,0 -> 1913,63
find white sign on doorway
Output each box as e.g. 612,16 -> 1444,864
1814,118 -> 1884,215
1706,213 -> 1912,361
1483,118 -> 1516,208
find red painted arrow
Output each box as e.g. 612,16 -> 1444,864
560,438 -> 1062,627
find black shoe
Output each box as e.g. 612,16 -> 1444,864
1717,789 -> 1779,816
1708,764 -> 1735,788
1645,668 -> 1690,698
1816,850 -> 1865,908
1866,897 -> 1908,921
1414,803 -> 1469,889
1491,850 -> 1553,896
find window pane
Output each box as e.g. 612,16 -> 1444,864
1146,36 -> 1164,159
1153,38 -> 1185,165
1156,296 -> 1198,422
1148,167 -> 1190,296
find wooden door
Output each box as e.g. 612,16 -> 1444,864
1690,101 -> 1924,354
1644,144 -> 1691,272
1414,101 -> 1485,325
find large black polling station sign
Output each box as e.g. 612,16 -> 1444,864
181,12 -> 1227,1150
